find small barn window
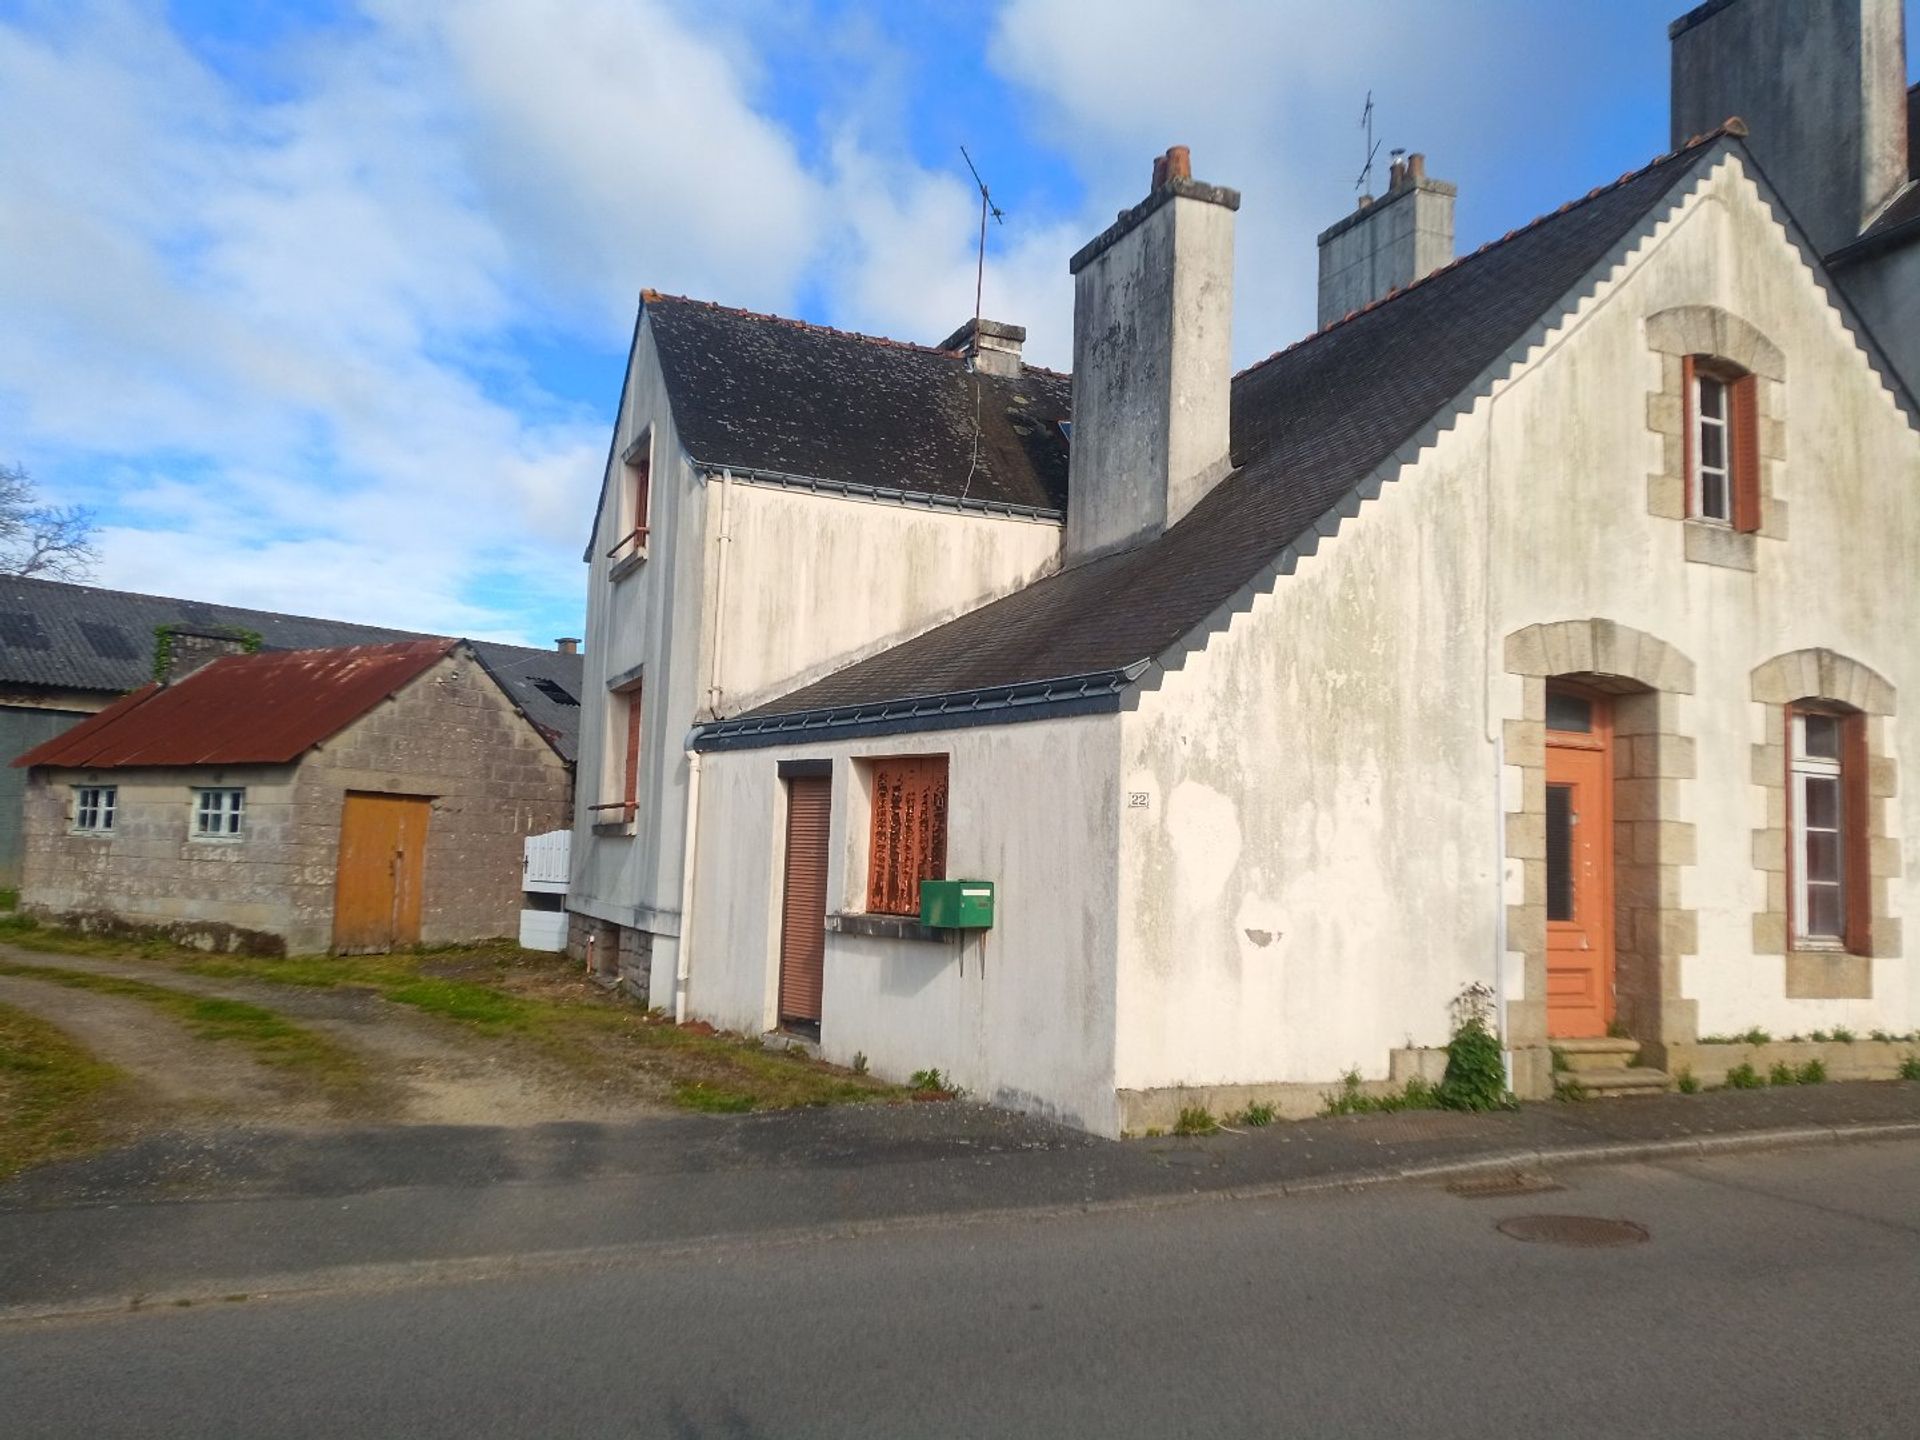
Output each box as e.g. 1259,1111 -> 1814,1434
72,785 -> 116,834
865,756 -> 949,916
194,787 -> 245,839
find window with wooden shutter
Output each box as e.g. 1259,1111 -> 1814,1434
622,683 -> 643,822
865,756 -> 949,916
588,680 -> 643,826
1787,706 -> 1870,954
1685,358 -> 1761,531
605,441 -> 651,568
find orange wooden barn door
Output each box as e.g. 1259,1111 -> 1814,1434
1544,690 -> 1615,1038
777,776 -> 831,1029
333,792 -> 431,954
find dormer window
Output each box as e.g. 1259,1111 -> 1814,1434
1684,357 -> 1759,531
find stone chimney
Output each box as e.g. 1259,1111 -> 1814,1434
556,637 -> 581,655
1065,145 -> 1239,561
938,318 -> 1026,377
1670,0 -> 1909,256
1315,151 -> 1456,329
158,626 -> 253,683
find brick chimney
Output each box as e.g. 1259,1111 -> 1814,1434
1670,0 -> 1909,256
555,637 -> 580,655
938,318 -> 1026,377
1316,151 -> 1456,328
1065,145 -> 1239,561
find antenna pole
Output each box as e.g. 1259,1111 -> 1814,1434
960,145 -> 1005,368
1356,90 -> 1381,194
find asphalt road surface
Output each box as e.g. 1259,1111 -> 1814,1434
5,1138 -> 1917,1439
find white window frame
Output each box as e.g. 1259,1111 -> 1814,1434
1691,369 -> 1733,525
1789,712 -> 1845,948
193,787 -> 246,841
72,785 -> 116,835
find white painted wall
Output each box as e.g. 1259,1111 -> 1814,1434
688,714 -> 1125,1134
1115,153 -> 1920,1092
570,311 -> 1066,992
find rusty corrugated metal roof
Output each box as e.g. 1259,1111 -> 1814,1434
13,639 -> 456,769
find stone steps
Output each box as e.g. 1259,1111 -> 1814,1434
1554,1037 -> 1643,1073
1560,1066 -> 1672,1097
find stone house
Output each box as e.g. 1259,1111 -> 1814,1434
14,640 -> 572,954
573,0 -> 1920,1135
0,574 -> 586,888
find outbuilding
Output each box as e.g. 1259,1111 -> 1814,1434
13,639 -> 571,954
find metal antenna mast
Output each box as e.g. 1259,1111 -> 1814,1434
1355,91 -> 1381,194
961,145 -> 1005,364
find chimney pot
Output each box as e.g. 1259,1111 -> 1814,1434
1389,158 -> 1407,190
1406,152 -> 1426,183
555,637 -> 580,655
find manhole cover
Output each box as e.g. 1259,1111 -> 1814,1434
1448,1171 -> 1563,1199
1496,1214 -> 1650,1248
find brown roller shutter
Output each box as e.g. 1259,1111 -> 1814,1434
778,775 -> 831,1026
1731,372 -> 1762,533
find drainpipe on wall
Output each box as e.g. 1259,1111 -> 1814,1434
673,747 -> 704,1023
1484,390 -> 1513,1091
707,468 -> 735,717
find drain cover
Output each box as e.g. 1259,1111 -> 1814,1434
1496,1214 -> 1650,1248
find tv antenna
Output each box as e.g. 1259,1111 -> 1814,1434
961,145 -> 1005,363
1355,91 -> 1382,194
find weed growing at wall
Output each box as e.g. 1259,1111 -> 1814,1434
1172,1106 -> 1217,1136
1438,983 -> 1512,1112
1899,1054 -> 1920,1082
1724,1062 -> 1764,1089
1674,1068 -> 1700,1094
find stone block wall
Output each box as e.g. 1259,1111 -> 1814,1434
566,910 -> 651,1004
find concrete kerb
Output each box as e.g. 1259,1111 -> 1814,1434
5,1119 -> 1916,1329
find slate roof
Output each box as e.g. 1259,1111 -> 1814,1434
14,641 -> 457,769
640,293 -> 1072,515
0,576 -> 583,762
697,130 -> 1861,750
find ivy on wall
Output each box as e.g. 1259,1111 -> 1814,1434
152,624 -> 265,683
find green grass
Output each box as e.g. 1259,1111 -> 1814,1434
1322,1070 -> 1446,1116
0,929 -> 907,1116
0,1001 -> 122,1179
0,961 -> 368,1102
1171,1105 -> 1217,1136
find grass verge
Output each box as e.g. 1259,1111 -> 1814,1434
0,1001 -> 122,1179
0,926 -> 903,1114
0,960 -> 370,1106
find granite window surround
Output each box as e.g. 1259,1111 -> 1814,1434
1749,649 -> 1900,999
1645,305 -> 1786,570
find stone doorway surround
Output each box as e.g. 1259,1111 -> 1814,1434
1749,649 -> 1900,999
1503,620 -> 1700,1093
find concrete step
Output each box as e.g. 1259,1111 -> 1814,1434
1554,1037 -> 1643,1073
1560,1066 -> 1671,1097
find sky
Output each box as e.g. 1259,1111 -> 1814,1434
1,0 -> 1914,648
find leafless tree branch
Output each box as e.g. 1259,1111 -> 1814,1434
0,463 -> 99,582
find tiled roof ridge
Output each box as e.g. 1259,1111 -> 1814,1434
639,289 -> 1070,380
1233,120 -> 1748,385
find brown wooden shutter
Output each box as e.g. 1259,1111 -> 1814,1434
622,684 -> 643,821
778,776 -> 831,1024
633,458 -> 651,539
1731,372 -> 1761,533
866,757 -> 949,915
1842,711 -> 1872,956
1680,354 -> 1697,515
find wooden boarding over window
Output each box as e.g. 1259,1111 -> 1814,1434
867,756 -> 948,915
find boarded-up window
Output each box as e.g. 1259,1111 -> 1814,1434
866,756 -> 949,916
622,683 -> 643,821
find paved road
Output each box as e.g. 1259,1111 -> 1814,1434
5,1137 -> 1916,1438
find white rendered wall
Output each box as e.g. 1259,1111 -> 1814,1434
1115,153 -> 1920,1091
688,713 -> 1125,1134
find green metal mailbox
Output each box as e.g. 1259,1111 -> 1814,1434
919,879 -> 995,929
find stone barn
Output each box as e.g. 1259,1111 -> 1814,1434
13,639 -> 571,954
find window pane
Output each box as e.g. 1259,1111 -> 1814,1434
1805,829 -> 1842,884
1700,424 -> 1724,470
1701,473 -> 1727,520
1697,376 -> 1725,419
1803,774 -> 1839,830
1546,785 -> 1574,923
1545,691 -> 1592,734
1801,713 -> 1840,760
1807,883 -> 1843,939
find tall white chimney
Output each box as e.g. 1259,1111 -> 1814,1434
1065,145 -> 1239,562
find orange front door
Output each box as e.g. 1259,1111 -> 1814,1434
333,792 -> 431,954
1545,693 -> 1614,1038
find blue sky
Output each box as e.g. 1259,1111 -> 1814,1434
1,1 -> 1913,646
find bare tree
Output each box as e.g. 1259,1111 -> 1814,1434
0,463 -> 98,581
